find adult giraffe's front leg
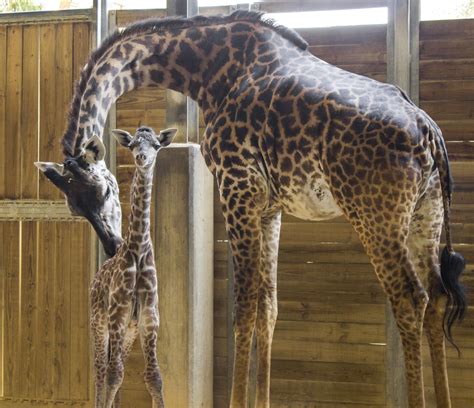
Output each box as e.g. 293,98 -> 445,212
218,172 -> 269,408
255,211 -> 281,408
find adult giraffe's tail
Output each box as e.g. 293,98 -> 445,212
429,119 -> 467,349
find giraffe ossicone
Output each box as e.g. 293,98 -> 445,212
90,126 -> 177,408
35,10 -> 466,408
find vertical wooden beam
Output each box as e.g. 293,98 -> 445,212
166,0 -> 199,144
386,1 -> 419,407
154,144 -> 214,407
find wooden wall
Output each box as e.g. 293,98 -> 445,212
0,16 -> 95,407
419,19 -> 474,408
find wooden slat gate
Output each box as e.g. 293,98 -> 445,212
0,10 -> 95,407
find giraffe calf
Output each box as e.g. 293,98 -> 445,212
90,126 -> 177,408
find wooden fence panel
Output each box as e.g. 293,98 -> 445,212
0,14 -> 94,407
419,18 -> 474,408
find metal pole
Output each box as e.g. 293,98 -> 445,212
93,0 -> 112,266
165,0 -> 199,144
386,1 -> 420,406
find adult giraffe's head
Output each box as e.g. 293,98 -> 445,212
35,136 -> 122,257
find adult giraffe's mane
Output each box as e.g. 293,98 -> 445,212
61,10 -> 308,156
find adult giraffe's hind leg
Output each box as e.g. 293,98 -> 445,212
343,185 -> 429,407
218,172 -> 268,408
408,173 -> 451,408
255,211 -> 281,408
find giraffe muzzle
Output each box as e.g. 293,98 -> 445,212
135,153 -> 147,164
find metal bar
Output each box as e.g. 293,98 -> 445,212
105,10 -> 118,180
410,0 -> 420,104
165,0 -> 199,144
386,0 -> 419,406
253,0 -> 388,13
198,6 -> 232,15
0,8 -> 93,25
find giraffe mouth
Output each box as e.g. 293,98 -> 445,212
85,212 -> 123,257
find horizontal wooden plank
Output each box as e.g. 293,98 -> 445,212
0,8 -> 92,25
445,142 -> 474,161
271,359 -> 384,384
436,119 -> 474,142
278,300 -> 383,324
420,39 -> 474,60
421,100 -> 474,121
274,320 -> 384,344
116,109 -> 166,130
310,43 -> 386,65
280,221 -> 358,244
278,285 -> 384,304
115,9 -> 166,27
116,88 -> 166,111
420,80 -> 474,101
338,62 -> 386,77
420,60 -> 474,81
297,24 -> 386,46
271,401 -> 385,408
420,19 -> 474,41
270,379 -> 384,405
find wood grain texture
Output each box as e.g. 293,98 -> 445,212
1,221 -> 20,397
38,24 -> 59,200
36,221 -> 56,399
5,26 -> 22,199
19,221 -> 38,398
20,25 -> 39,199
0,26 -> 5,199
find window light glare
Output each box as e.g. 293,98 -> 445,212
267,8 -> 388,29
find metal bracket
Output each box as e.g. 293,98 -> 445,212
0,200 -> 85,221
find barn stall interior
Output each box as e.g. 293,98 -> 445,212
0,0 -> 473,407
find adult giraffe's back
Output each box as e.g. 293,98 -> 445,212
35,11 -> 466,407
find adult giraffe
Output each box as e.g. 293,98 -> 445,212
35,11 -> 466,408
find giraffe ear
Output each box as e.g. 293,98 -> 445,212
158,128 -> 177,147
112,129 -> 133,148
34,161 -> 68,191
83,135 -> 106,163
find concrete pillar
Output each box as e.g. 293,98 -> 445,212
154,144 -> 214,407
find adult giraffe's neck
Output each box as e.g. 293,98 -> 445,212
63,18 -> 251,156
126,165 -> 154,251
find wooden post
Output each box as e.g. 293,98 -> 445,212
386,1 -> 420,406
154,144 -> 214,407
166,0 -> 199,143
